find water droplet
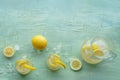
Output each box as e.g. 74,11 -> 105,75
14,45 -> 20,51
22,55 -> 27,59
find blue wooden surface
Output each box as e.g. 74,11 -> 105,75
0,0 -> 120,80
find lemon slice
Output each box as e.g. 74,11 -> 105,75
92,44 -> 104,56
92,44 -> 99,51
23,64 -> 36,70
3,46 -> 15,57
70,58 -> 82,71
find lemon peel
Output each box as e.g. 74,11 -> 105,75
23,64 -> 36,70
56,60 -> 66,69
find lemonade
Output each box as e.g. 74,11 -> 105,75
47,54 -> 66,70
81,37 -> 115,64
81,44 -> 102,64
16,59 -> 36,75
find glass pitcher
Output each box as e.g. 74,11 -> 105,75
81,37 -> 116,64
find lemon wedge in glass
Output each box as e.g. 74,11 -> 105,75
23,64 -> 36,70
47,54 -> 66,70
70,58 -> 82,71
16,59 -> 36,75
55,60 -> 66,69
3,46 -> 15,57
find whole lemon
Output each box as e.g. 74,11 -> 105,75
32,35 -> 47,50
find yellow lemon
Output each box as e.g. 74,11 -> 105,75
70,58 -> 82,71
32,35 -> 47,50
3,46 -> 15,57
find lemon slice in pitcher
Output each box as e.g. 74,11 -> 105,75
70,58 -> 82,71
3,46 -> 15,57
92,44 -> 104,56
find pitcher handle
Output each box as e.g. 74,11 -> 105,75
103,50 -> 117,62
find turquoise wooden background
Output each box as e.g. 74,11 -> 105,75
0,0 -> 120,80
